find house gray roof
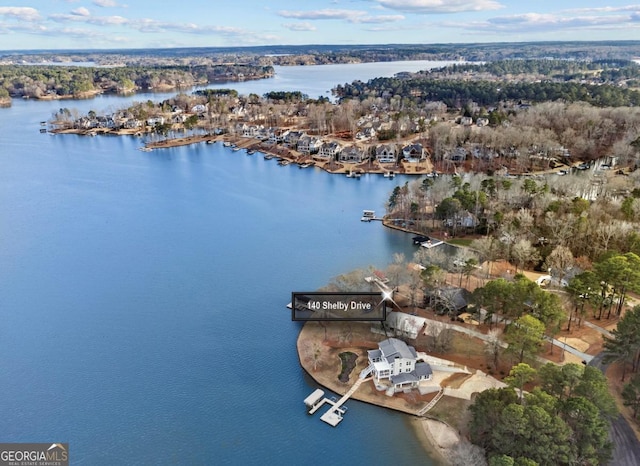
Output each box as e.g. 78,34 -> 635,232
428,286 -> 471,312
379,338 -> 417,361
390,372 -> 418,385
415,362 -> 433,378
367,349 -> 382,360
376,144 -> 396,155
402,143 -> 423,154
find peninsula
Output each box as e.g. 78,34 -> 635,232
47,56 -> 640,179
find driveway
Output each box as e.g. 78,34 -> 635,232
590,353 -> 640,466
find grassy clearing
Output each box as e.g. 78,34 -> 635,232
447,238 -> 473,247
428,396 -> 472,436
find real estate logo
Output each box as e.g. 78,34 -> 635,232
0,443 -> 68,466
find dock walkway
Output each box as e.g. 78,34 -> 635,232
305,377 -> 372,427
417,388 -> 444,416
320,377 -> 371,426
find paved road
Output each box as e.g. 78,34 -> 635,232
583,319 -> 614,338
428,316 -> 640,464
432,316 -> 594,362
590,353 -> 640,466
433,314 -> 639,464
549,337 -> 593,363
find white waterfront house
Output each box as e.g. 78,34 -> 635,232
364,338 -> 432,393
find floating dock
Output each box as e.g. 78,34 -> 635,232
421,240 -> 444,249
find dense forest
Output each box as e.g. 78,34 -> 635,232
440,59 -> 640,82
470,363 -> 615,465
336,59 -> 640,108
0,64 -> 273,99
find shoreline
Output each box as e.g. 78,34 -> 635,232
5,74 -> 272,105
296,321 -> 463,464
48,128 -> 438,176
49,128 -> 592,179
150,134 -> 437,175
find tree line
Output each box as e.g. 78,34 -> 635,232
470,362 -> 615,465
442,59 -> 640,82
0,64 -> 274,100
337,75 -> 640,108
387,170 -> 640,270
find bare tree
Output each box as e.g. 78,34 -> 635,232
386,253 -> 408,291
484,328 -> 503,371
545,245 -> 575,285
407,266 -> 425,307
303,341 -> 322,372
511,238 -> 540,273
470,236 -> 503,278
450,440 -> 488,466
544,211 -> 575,247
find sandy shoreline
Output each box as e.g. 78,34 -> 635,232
412,417 -> 461,465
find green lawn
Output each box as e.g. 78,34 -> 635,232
447,238 -> 473,247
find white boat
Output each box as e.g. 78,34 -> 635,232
383,171 -> 395,178
361,210 -> 375,222
223,141 -> 231,147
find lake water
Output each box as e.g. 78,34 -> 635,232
202,60 -> 458,100
0,63 -> 445,465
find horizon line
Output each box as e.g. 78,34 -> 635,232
2,39 -> 640,55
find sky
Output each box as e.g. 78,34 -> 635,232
0,1 -> 639,51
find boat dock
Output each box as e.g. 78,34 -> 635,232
421,239 -> 444,249
304,377 -> 370,427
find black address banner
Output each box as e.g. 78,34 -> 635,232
291,292 -> 388,321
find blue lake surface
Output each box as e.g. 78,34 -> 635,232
0,63 -> 443,465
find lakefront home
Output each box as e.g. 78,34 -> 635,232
297,135 -> 322,155
402,143 -> 425,162
365,338 -> 433,393
375,144 -> 397,164
339,145 -> 367,163
283,130 -> 305,148
315,141 -> 343,161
